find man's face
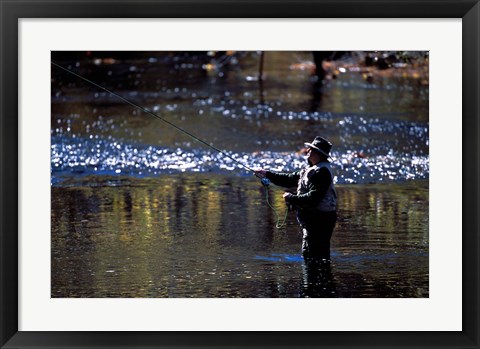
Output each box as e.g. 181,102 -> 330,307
307,147 -> 320,164
307,147 -> 313,160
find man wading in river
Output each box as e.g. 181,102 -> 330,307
255,136 -> 337,260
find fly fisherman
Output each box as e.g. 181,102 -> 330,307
255,136 -> 337,260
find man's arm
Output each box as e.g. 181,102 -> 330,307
265,170 -> 300,188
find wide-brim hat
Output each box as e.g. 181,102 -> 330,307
304,136 -> 333,158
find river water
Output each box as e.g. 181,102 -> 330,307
51,51 -> 429,297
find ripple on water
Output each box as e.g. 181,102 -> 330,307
51,133 -> 428,186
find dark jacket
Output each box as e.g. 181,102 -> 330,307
266,167 -> 333,211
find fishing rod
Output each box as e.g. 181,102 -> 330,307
51,61 -> 288,226
51,61 -> 263,180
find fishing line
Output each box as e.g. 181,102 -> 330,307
51,61 -> 260,178
264,186 -> 289,229
51,61 -> 290,228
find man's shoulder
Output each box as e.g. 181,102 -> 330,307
308,166 -> 332,182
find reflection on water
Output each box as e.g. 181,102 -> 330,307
301,259 -> 337,298
51,51 -> 429,185
51,175 -> 428,298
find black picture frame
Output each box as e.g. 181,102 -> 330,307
1,1 -> 479,348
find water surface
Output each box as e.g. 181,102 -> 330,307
51,51 -> 429,298
52,175 -> 428,298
